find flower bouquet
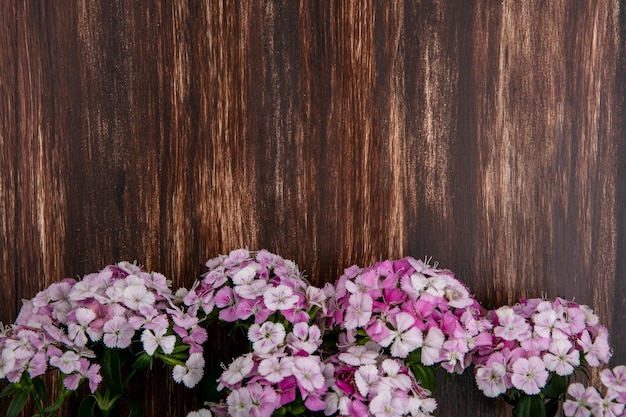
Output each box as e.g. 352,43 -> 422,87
0,249 -> 620,417
324,256 -> 491,415
179,249 -> 330,417
0,262 -> 202,417
472,297 -> 611,417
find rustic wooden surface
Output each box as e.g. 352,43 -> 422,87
1,1 -> 624,415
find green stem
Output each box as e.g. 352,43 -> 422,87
120,367 -> 139,391
29,389 -> 45,416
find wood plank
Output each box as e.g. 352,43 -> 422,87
0,1 -> 622,415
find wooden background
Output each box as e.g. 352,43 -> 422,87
1,1 -> 624,415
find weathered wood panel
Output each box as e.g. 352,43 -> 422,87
0,1 -> 623,415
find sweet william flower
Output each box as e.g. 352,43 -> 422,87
102,316 -> 134,349
221,353 -> 254,386
601,365 -> 626,392
258,355 -> 292,383
248,321 -> 286,354
141,328 -> 176,356
338,345 -> 379,366
227,386 -> 253,417
49,350 -> 81,374
543,339 -> 579,376
389,312 -> 423,358
354,364 -> 379,397
475,361 -> 507,398
247,382 -> 280,417
291,356 -> 325,392
420,327 -> 445,366
172,352 -> 205,388
369,389 -> 407,417
263,285 -> 299,311
344,292 -> 373,330
511,356 -> 549,395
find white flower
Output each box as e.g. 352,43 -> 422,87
186,409 -> 212,417
227,387 -> 252,417
338,345 -> 378,366
248,322 -> 286,354
141,328 -> 176,356
263,285 -> 299,311
291,356 -> 325,392
172,352 -> 205,388
258,356 -> 292,383
390,312 -> 423,358
122,285 -> 155,311
369,390 -> 405,417
355,364 -> 379,397
543,339 -> 579,376
221,354 -> 254,386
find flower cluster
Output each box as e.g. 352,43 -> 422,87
0,262 -> 203,416
181,249 -> 330,417
472,297 -> 610,401
327,257 -> 490,374
181,249 -> 326,327
0,250 -> 619,417
323,342 -> 437,417
563,366 -> 626,417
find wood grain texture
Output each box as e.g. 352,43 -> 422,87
1,1 -> 623,415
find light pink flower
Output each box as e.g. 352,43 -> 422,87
141,328 -> 176,356
122,284 -> 155,311
543,339 -> 579,376
221,354 -> 254,386
338,345 -> 378,366
475,362 -> 507,398
247,382 -> 280,417
368,389 -> 406,417
563,383 -> 598,417
420,327 -> 444,366
248,322 -> 286,354
389,312 -> 423,358
343,292 -> 373,330
354,364 -> 379,397
579,329 -> 611,367
263,285 -> 299,311
292,356 -> 325,392
102,316 -> 134,349
172,352 -> 205,388
50,351 -> 80,374
511,356 -> 549,395
494,307 -> 531,341
601,366 -> 626,392
258,356 -> 292,383
0,350 -> 16,378
67,307 -> 98,347
227,386 -> 253,417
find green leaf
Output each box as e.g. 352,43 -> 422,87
43,395 -> 70,413
514,394 -> 546,417
405,349 -> 422,366
32,377 -> 47,404
132,352 -> 152,371
6,389 -> 29,417
0,383 -> 20,398
409,363 -> 436,393
544,398 -> 560,417
78,395 -> 98,417
101,349 -> 124,394
544,374 -> 568,399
